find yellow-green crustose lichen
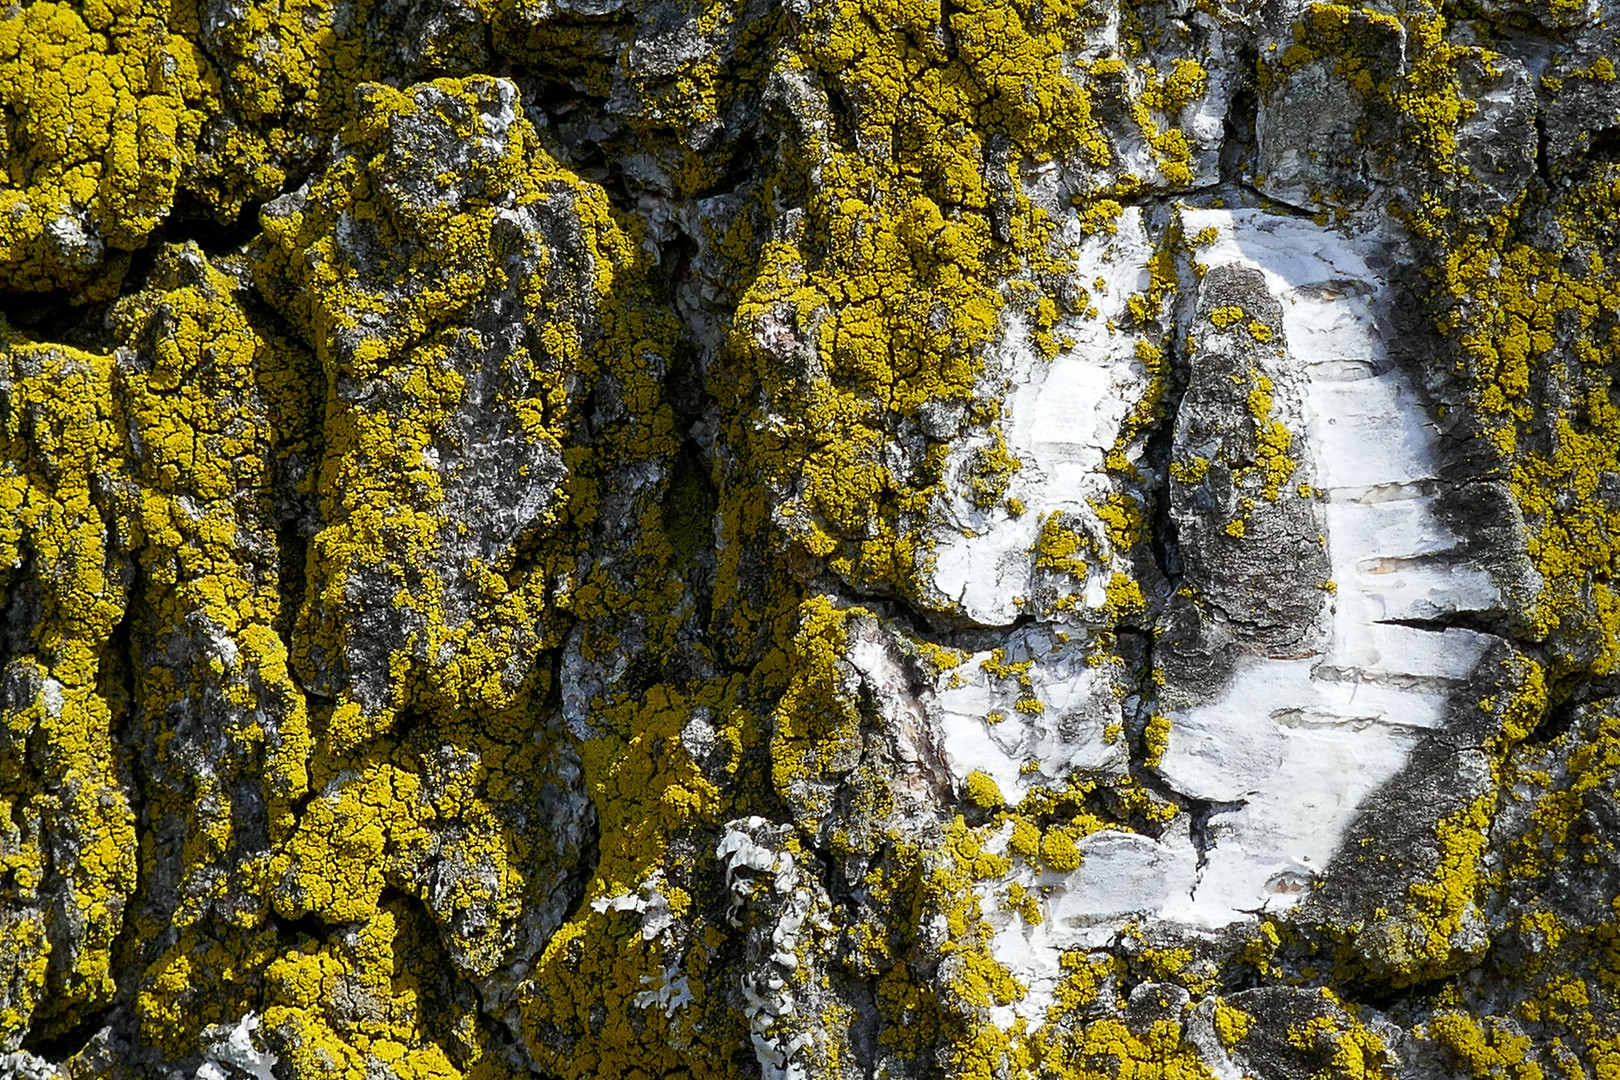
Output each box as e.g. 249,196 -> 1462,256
2,0 -> 1620,1075
0,328 -> 138,1040
0,0 -> 395,299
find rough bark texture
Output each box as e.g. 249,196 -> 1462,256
1,0 -> 1620,1077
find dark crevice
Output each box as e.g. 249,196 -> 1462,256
1332,969 -> 1460,1016
1117,630 -> 1171,802
1586,126 -> 1620,162
159,195 -> 267,257
498,70 -> 635,212
1142,381 -> 1187,591
1373,614 -> 1521,643
1239,182 -> 1319,218
0,290 -> 113,348
0,183 -> 264,349
811,794 -> 864,907
1186,797 -> 1247,871
864,592 -> 1037,654
268,909 -> 332,944
272,514 -> 311,659
1522,692 -> 1579,746
819,76 -> 863,157
662,436 -> 720,652
285,781 -> 322,825
558,784 -> 602,932
714,130 -> 766,197
846,973 -> 882,1080
388,707 -> 436,749
936,0 -> 963,61
1219,58 -> 1258,189
20,1006 -> 115,1064
579,152 -> 637,216
1534,111 -> 1552,182
1561,672 -> 1620,709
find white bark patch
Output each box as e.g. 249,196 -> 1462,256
195,1013 -> 277,1080
925,206 -> 1159,625
921,207 -> 1507,1019
1153,209 -> 1497,926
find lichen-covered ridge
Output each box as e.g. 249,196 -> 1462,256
1,0 -> 1619,1077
